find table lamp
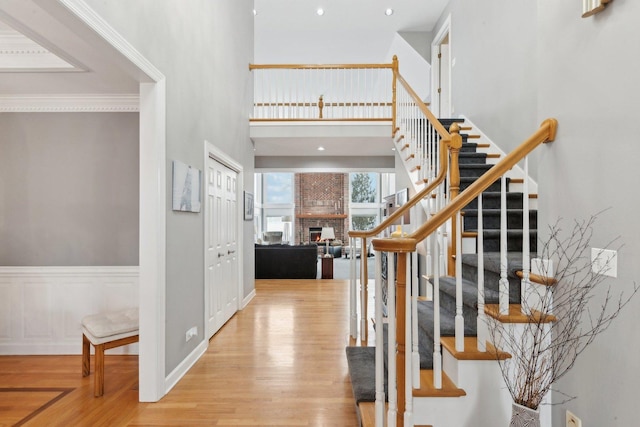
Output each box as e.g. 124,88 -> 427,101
320,227 -> 335,258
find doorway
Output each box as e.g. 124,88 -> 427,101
205,144 -> 241,339
431,15 -> 452,118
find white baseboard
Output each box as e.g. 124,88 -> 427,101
164,339 -> 207,394
0,266 -> 139,355
241,289 -> 256,309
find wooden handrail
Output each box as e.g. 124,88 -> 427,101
348,137 -> 450,240
349,66 -> 454,241
372,118 -> 558,253
249,62 -> 395,70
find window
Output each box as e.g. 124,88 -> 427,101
349,172 -> 382,232
264,173 -> 293,204
350,172 -> 378,203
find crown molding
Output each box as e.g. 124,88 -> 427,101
0,94 -> 139,112
0,29 -> 78,70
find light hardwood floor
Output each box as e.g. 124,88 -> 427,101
0,279 -> 364,426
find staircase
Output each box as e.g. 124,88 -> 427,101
346,117 -> 553,427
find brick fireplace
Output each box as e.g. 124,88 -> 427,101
294,173 -> 349,245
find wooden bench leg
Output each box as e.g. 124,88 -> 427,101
94,343 -> 105,397
82,334 -> 90,377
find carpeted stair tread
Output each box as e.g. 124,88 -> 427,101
438,276 -> 500,306
383,322 -> 433,370
459,152 -> 488,164
459,163 -> 494,177
461,252 -> 525,278
462,208 -> 538,230
460,176 -> 509,192
418,300 -> 477,338
463,192 -> 525,210
345,346 -> 387,404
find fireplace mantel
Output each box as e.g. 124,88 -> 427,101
297,214 -> 347,219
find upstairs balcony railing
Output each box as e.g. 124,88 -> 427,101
250,60 -> 396,123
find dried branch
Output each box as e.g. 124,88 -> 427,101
486,214 -> 639,410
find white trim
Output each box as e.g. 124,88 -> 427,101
0,94 -> 139,112
457,114 -> 539,195
204,141 -> 245,339
241,289 -> 256,309
431,14 -> 452,118
56,0 -> 167,403
164,339 -> 207,394
0,266 -> 139,355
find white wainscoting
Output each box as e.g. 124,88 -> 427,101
0,266 -> 139,355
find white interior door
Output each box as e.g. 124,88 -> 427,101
205,156 -> 239,339
439,41 -> 451,118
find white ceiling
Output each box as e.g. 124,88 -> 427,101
254,0 -> 448,33
0,0 -> 446,158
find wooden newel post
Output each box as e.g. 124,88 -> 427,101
448,123 -> 463,276
396,252 -> 407,427
318,95 -> 324,119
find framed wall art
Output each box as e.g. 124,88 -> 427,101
244,191 -> 254,221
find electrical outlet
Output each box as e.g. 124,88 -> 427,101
566,410 -> 582,427
185,326 -> 198,342
591,248 -> 617,278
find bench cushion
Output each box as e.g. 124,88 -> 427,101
81,307 -> 139,341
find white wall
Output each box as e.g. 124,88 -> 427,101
536,1 -> 640,425
431,0 -> 538,176
84,0 -> 255,376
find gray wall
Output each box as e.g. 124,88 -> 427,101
432,0 -> 640,424
536,1 -> 640,425
0,112 -> 139,266
255,155 -> 394,170
432,0 -> 539,176
84,0 -> 255,375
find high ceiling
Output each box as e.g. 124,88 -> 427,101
254,0 -> 448,33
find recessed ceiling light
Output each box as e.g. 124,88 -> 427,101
316,8 -> 325,16
253,9 -> 257,16
317,146 -> 325,151
392,147 -> 396,151
385,8 -> 394,16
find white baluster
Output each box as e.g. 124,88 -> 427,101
477,193 -> 487,352
432,225 -> 442,389
521,156 -> 531,315
350,237 -> 357,339
455,210 -> 465,352
361,238 -> 368,342
387,253 -> 397,427
499,174 -> 509,315
375,252 -> 385,427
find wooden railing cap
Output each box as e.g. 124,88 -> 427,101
372,237 -> 417,253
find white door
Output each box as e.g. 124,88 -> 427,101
205,156 -> 239,339
439,41 -> 451,118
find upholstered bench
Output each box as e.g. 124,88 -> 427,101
81,307 -> 139,397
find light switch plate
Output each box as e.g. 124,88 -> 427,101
591,248 -> 617,277
566,410 -> 582,427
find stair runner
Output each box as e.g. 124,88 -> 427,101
346,117 -> 538,415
